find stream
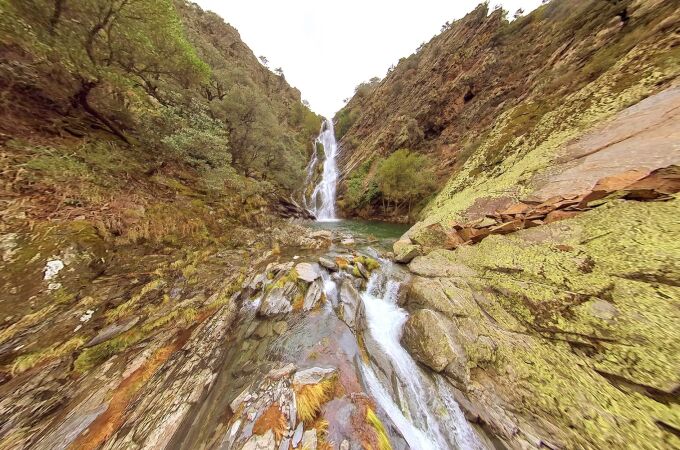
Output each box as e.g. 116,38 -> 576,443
167,219 -> 486,450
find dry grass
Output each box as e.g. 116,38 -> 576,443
365,408 -> 392,450
253,403 -> 287,441
295,376 -> 337,424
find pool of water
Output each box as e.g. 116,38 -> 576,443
308,219 -> 410,250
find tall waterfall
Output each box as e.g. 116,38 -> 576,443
305,118 -> 339,221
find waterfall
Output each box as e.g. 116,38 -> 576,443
306,118 -> 339,221
359,261 -> 485,450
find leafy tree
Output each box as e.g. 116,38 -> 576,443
374,149 -> 436,214
2,0 -> 209,142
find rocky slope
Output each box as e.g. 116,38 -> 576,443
329,1 -> 680,448
334,0 -> 680,221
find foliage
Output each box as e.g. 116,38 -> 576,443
345,160 -> 379,209
375,149 -> 436,212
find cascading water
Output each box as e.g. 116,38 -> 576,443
358,260 -> 485,450
305,118 -> 339,221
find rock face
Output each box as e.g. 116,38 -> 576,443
400,198 -> 680,449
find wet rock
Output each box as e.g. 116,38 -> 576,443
303,279 -> 324,311
302,429 -> 317,450
293,367 -> 336,387
318,256 -> 338,271
242,429 -> 275,450
338,282 -> 362,330
401,309 -> 457,372
259,282 -> 295,316
355,262 -> 369,279
85,316 -> 140,347
292,422 -> 304,447
340,238 -> 355,246
296,263 -> 320,283
340,440 -> 350,450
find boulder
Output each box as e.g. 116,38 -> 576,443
293,367 -> 336,387
295,262 -> 320,283
292,423 -> 304,447
394,244 -> 421,264
85,316 -> 139,347
303,279 -> 324,311
318,256 -> 338,271
410,223 -> 463,251
259,282 -> 295,316
310,230 -> 333,241
401,309 -> 457,372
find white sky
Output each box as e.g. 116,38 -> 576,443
193,1 -> 544,117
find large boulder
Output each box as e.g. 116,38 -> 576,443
393,244 -> 421,264
410,223 -> 463,251
401,309 -> 458,373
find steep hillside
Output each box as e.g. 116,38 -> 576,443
331,0 -> 680,448
335,0 -> 680,222
0,2 -> 322,447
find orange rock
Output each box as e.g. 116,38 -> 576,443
499,202 -> 531,216
545,210 -> 581,223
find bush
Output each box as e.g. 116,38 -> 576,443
375,149 -> 436,213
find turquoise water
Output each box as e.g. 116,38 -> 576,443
309,219 -> 410,250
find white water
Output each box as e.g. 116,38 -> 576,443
360,263 -> 485,450
306,119 -> 339,221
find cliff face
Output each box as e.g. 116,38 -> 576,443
335,0 -> 680,448
334,0 -> 680,221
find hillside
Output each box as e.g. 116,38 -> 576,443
334,0 -> 680,222
332,0 -> 680,448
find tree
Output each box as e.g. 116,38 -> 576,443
259,55 -> 269,66
3,0 -> 209,143
514,8 -> 525,19
375,149 -> 437,215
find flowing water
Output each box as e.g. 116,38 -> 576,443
305,119 -> 340,220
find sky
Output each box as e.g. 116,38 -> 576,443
193,0 -> 544,117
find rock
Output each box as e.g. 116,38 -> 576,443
355,262 -> 369,279
85,316 -> 140,347
318,256 -> 338,271
293,367 -> 336,387
273,321 -> 289,335
302,429 -> 317,450
410,223 -> 463,251
338,282 -> 362,329
230,387 -> 252,413
310,230 -> 333,241
408,250 -> 476,278
259,282 -> 295,316
408,277 -> 472,317
242,429 -> 276,450
43,259 -> 65,280
340,238 -> 355,246
340,440 -> 350,450
292,422 -> 304,447
295,263 -> 320,283
303,279 -> 324,311
254,321 -> 273,338
401,309 -> 457,372
279,437 -> 290,450
394,244 -> 421,263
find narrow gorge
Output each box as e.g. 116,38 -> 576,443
0,1 -> 679,450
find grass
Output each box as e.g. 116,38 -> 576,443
295,376 -> 338,424
253,403 -> 287,441
105,278 -> 164,322
365,408 -> 393,450
10,336 -> 86,375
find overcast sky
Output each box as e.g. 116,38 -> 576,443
193,0 -> 544,117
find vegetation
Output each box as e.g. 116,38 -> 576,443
0,0 -> 321,243
295,376 -> 338,424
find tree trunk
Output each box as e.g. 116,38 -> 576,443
74,81 -> 130,144
49,0 -> 66,34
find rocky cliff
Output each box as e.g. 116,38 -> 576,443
334,0 -> 680,448
334,0 -> 680,222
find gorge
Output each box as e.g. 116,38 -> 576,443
1,0 -> 679,449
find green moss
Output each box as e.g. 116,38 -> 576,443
105,278 -> 164,322
11,336 -> 86,375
